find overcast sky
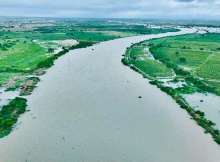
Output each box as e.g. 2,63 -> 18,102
0,0 -> 220,19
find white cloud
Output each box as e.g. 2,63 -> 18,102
0,0 -> 219,19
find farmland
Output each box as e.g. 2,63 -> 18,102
0,19 -> 179,88
148,33 -> 220,95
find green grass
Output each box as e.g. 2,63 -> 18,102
129,46 -> 146,58
205,81 -> 220,95
134,59 -> 173,78
148,33 -> 220,95
196,54 -> 220,80
0,97 -> 27,138
0,39 -> 49,86
0,30 -> 117,43
0,40 -> 48,72
149,46 -> 210,69
0,73 -> 16,85
123,43 -> 173,78
0,24 -> 162,86
0,23 -> 178,87
0,31 -> 70,41
66,31 -> 118,42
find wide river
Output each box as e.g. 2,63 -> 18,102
0,29 -> 220,162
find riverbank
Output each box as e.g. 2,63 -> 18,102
122,32 -> 220,145
0,22 -> 181,138
0,41 -> 95,138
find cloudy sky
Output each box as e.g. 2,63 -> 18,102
0,0 -> 220,19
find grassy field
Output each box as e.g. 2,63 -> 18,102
0,20 -> 179,87
148,33 -> 220,95
0,38 -> 49,89
0,40 -> 48,71
123,42 -> 173,78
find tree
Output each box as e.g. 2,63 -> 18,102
179,57 -> 186,63
48,48 -> 55,53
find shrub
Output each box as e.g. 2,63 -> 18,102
0,97 -> 27,138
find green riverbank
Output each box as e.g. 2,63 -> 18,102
122,33 -> 220,144
0,41 -> 94,139
0,97 -> 27,138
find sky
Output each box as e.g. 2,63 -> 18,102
0,0 -> 220,19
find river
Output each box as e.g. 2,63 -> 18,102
0,29 -> 220,162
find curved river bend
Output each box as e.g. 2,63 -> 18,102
0,29 -> 220,162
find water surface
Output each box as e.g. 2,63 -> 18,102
185,93 -> 220,130
0,30 -> 220,162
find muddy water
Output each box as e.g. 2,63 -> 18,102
185,93 -> 220,130
0,30 -> 220,162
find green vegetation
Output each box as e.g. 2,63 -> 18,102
0,97 -> 27,138
0,20 -> 178,87
0,19 -> 179,138
148,33 -> 220,95
0,40 -> 48,72
122,33 -> 220,145
0,39 -> 49,89
122,42 -> 173,78
35,41 -> 94,70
